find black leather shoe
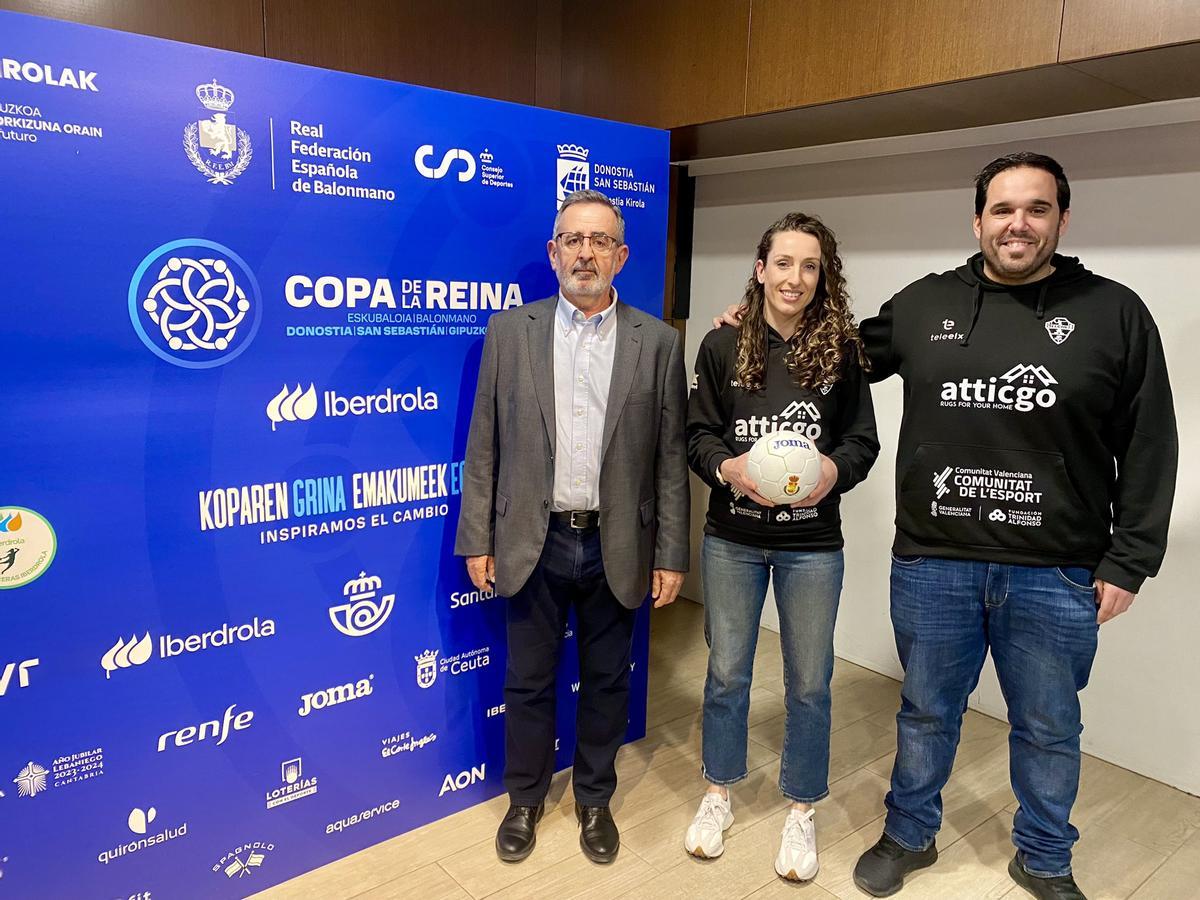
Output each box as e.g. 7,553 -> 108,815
1009,853 -> 1087,899
575,802 -> 619,863
495,802 -> 544,862
853,832 -> 938,897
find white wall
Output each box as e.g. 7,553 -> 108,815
682,118 -> 1200,794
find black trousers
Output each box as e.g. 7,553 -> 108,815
503,518 -> 637,807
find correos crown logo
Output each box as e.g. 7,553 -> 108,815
128,239 -> 261,369
330,571 -> 394,637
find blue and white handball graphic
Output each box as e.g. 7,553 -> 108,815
128,238 -> 261,368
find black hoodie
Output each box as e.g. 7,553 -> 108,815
688,323 -> 879,550
861,252 -> 1177,592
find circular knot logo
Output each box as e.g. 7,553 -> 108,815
129,239 -> 261,368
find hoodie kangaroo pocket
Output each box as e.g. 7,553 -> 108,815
897,442 -> 1099,556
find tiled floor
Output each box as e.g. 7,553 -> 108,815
255,599 -> 1200,900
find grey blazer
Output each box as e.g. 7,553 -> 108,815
454,296 -> 690,608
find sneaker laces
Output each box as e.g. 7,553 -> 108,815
781,808 -> 816,855
877,833 -> 910,859
694,793 -> 728,836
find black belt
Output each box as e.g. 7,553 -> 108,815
551,510 -> 600,530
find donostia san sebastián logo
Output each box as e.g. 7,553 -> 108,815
128,239 -> 261,368
556,143 -> 590,208
0,507 -> 56,590
183,80 -> 252,185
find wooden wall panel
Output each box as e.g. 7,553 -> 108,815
1060,0 -> 1200,61
534,0 -> 563,109
672,64 -> 1145,161
558,0 -> 750,129
263,0 -> 540,105
746,0 -> 1062,116
0,0 -> 265,55
1067,43 -> 1200,102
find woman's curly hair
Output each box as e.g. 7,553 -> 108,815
734,212 -> 868,391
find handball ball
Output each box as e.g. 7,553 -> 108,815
746,430 -> 821,504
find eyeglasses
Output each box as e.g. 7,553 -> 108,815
555,232 -> 622,255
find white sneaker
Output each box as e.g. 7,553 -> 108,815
684,791 -> 734,859
775,807 -> 818,881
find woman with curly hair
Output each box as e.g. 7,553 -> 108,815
683,212 -> 879,880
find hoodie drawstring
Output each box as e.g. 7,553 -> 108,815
1035,281 -> 1048,320
960,284 -> 983,347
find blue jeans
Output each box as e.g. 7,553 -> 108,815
700,534 -> 843,803
884,556 -> 1099,877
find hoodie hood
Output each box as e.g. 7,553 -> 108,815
953,253 -> 1091,345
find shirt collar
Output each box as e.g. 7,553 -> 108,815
556,289 -> 618,335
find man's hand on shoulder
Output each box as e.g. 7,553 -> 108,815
711,303 -> 745,330
651,569 -> 685,608
466,555 -> 495,593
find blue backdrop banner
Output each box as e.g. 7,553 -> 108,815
0,11 -> 668,897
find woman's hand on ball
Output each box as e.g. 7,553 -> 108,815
792,455 -> 838,508
720,454 -> 776,507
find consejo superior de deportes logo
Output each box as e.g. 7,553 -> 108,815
128,239 -> 262,369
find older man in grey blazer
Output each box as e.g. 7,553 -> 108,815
456,189 -> 689,865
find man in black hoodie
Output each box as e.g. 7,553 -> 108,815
849,153 -> 1178,899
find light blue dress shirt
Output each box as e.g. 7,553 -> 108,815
552,291 -> 618,511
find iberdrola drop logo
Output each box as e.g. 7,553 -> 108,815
0,507 -> 57,590
266,383 -> 318,430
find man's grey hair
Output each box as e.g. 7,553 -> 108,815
552,190 -> 625,244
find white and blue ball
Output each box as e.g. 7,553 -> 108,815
746,430 -> 821,504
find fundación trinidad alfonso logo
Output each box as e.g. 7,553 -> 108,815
184,80 -> 252,185
128,239 -> 262,368
330,571 -> 395,637
0,507 -> 56,590
556,143 -> 589,207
